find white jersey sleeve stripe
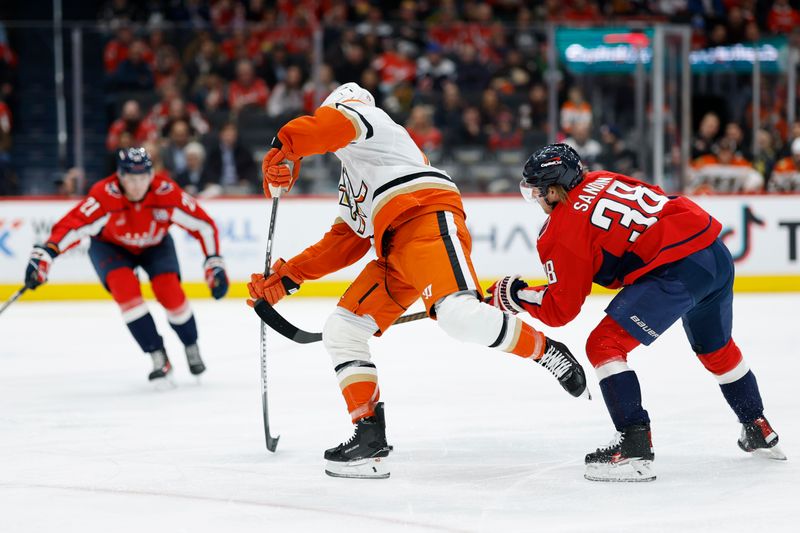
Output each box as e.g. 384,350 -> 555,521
170,208 -> 217,256
55,213 -> 111,251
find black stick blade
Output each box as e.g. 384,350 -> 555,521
253,299 -> 323,344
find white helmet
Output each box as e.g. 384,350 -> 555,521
321,82 -> 376,108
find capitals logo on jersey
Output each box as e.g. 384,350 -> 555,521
338,168 -> 368,235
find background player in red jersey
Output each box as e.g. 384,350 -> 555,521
487,143 -> 785,482
24,148 -> 228,382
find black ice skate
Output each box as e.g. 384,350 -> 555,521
185,343 -> 206,376
738,416 -> 786,460
148,348 -> 173,381
536,338 -> 590,399
585,424 -> 656,482
324,402 -> 391,479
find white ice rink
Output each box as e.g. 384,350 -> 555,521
1,294 -> 798,532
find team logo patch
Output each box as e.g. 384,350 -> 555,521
422,284 -> 433,299
338,168 -> 368,235
105,182 -> 122,198
152,209 -> 169,222
155,181 -> 174,195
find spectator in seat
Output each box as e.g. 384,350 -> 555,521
303,63 -> 339,114
488,110 -> 523,152
519,82 -> 549,133
0,96 -> 13,195
333,43 -> 370,89
359,68 -> 384,108
451,106 -> 488,148
268,65 -> 305,119
689,139 -> 763,193
769,137 -> 800,192
228,59 -> 269,115
372,39 -> 417,95
148,83 -> 209,135
767,0 -> 800,34
203,122 -> 256,195
434,81 -> 464,141
564,123 -> 602,166
110,40 -> 154,91
455,43 -> 491,94
106,100 -> 157,151
597,124 -> 638,175
721,121 -> 749,159
103,26 -> 135,74
406,105 -> 443,153
174,141 -> 208,195
416,42 -> 457,93
752,129 -> 778,187
692,111 -> 720,159
54,167 -> 83,197
161,119 -> 193,177
560,86 -> 592,137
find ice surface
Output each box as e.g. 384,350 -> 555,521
1,294 -> 798,532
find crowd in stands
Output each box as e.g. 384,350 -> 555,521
0,21 -> 16,195
6,1 -> 800,194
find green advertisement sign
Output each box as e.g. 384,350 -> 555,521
556,27 -> 786,74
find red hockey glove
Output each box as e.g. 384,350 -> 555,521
246,258 -> 303,307
24,243 -> 58,290
486,275 -> 529,315
203,255 -> 229,300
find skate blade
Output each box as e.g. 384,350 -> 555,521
752,444 -> 787,461
584,459 -> 656,482
325,457 -> 390,479
579,387 -> 592,401
151,374 -> 177,391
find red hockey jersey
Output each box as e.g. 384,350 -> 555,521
519,171 -> 722,327
46,172 -> 220,256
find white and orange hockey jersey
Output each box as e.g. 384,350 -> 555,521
273,83 -> 465,280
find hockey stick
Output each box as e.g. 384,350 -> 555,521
252,299 -> 428,344
259,187 -> 282,453
0,286 -> 27,317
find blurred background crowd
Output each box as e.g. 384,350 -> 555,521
2,0 -> 800,196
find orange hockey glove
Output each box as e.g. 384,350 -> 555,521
262,135 -> 303,197
262,160 -> 302,197
246,258 -> 303,307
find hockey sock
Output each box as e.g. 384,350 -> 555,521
151,273 -> 198,346
125,309 -> 164,353
107,268 -> 164,354
599,370 -> 650,431
720,371 -> 765,423
500,317 -> 546,359
335,360 -> 380,423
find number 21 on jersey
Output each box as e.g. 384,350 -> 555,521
590,181 -> 668,242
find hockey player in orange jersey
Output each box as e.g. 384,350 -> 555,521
248,82 -> 589,479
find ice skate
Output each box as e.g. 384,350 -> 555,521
324,402 -> 391,479
148,348 -> 174,385
537,338 -> 590,399
738,416 -> 786,461
585,424 -> 656,482
184,343 -> 206,376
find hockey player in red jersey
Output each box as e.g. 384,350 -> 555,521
487,143 -> 786,482
24,147 -> 228,382
247,83 -> 588,479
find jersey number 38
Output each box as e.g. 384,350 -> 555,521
590,181 -> 668,242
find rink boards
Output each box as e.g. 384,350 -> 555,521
1,194 -> 798,300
